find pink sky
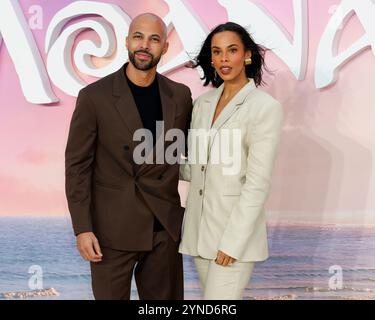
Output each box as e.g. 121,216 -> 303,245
0,0 -> 374,225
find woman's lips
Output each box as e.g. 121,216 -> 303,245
219,66 -> 232,75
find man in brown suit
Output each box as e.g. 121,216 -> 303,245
65,13 -> 193,300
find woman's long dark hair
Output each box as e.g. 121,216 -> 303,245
191,22 -> 268,88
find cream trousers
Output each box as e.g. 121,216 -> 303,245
194,256 -> 255,300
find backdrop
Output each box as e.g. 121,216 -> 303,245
0,0 -> 375,300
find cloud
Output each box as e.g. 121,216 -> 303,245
0,174 -> 67,216
17,149 -> 61,165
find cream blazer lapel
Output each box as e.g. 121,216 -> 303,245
204,79 -> 257,153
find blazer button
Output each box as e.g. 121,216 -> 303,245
123,145 -> 130,151
199,189 -> 203,196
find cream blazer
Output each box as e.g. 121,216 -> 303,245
178,79 -> 283,262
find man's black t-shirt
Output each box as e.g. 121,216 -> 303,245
125,70 -> 164,232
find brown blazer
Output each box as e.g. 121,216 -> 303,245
65,63 -> 193,251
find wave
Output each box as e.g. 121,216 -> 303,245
0,288 -> 59,299
249,294 -> 298,300
248,285 -> 375,293
249,293 -> 375,300
45,272 -> 90,279
336,295 -> 375,300
304,286 -> 375,293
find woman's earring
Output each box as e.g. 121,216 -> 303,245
245,57 -> 252,65
245,51 -> 252,65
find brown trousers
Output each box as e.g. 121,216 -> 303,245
90,230 -> 183,300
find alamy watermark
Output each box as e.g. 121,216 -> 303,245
132,121 -> 242,176
328,265 -> 343,290
28,5 -> 43,30
28,265 -> 43,290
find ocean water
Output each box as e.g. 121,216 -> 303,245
0,217 -> 374,300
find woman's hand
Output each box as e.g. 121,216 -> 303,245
215,250 -> 237,266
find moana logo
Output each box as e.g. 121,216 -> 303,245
0,0 -> 374,104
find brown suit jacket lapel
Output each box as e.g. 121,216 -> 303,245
112,65 -> 143,146
111,64 -> 178,175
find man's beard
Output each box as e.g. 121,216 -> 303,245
128,50 -> 162,71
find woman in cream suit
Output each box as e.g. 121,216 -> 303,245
179,22 -> 283,299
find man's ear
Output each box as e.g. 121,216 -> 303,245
125,36 -> 129,50
162,41 -> 169,55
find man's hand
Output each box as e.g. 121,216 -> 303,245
215,250 -> 236,266
76,232 -> 103,262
